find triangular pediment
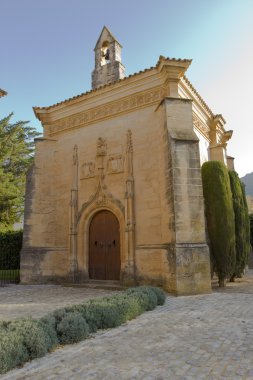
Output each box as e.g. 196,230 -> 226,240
94,26 -> 122,50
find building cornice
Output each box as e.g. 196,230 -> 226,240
47,85 -> 166,136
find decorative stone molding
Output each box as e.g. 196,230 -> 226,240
192,113 -> 210,141
78,137 -> 124,219
49,87 -> 165,135
124,129 -> 136,278
70,144 -> 79,282
220,130 -> 233,148
77,180 -> 124,221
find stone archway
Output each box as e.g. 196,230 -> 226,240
76,197 -> 126,282
89,210 -> 120,280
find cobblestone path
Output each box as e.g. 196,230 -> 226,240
0,285 -> 117,321
1,273 -> 253,379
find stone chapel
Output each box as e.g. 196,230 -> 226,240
21,27 -> 234,295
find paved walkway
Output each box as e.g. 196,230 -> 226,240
1,273 -> 253,379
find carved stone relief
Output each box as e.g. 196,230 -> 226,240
80,162 -> 95,179
81,137 -> 124,179
107,155 -> 124,174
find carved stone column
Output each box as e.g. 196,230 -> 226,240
123,130 -> 136,285
70,145 -> 78,282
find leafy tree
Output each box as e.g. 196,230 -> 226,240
0,114 -> 39,231
229,171 -> 250,280
202,161 -> 236,287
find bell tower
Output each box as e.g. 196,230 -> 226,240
92,26 -> 125,89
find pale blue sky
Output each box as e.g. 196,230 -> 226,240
1,0 -> 253,176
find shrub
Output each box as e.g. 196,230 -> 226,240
202,161 -> 236,286
40,314 -> 58,349
0,230 -> 22,270
0,286 -> 164,374
105,293 -> 143,321
8,319 -> 49,359
126,286 -> 158,310
0,330 -> 28,374
56,312 -> 89,344
148,287 -> 166,305
53,307 -> 68,322
66,293 -> 144,330
68,303 -> 99,333
86,299 -> 125,329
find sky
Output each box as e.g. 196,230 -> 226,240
1,0 -> 253,177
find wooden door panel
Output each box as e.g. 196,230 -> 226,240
89,210 -> 120,280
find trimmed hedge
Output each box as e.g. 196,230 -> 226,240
0,286 -> 166,374
0,230 -> 22,270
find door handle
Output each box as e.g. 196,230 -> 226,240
95,241 -> 104,248
107,240 -> 116,248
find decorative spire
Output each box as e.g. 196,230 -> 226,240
126,129 -> 133,153
73,144 -> 78,165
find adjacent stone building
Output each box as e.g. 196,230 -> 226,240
21,27 -> 234,295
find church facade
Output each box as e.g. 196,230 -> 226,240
21,27 -> 234,295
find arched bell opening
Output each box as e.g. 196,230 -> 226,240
101,41 -> 110,65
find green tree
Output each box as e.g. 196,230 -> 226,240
241,183 -> 251,264
229,171 -> 250,280
202,161 -> 236,287
0,114 -> 39,231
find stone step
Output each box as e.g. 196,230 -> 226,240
63,280 -> 126,291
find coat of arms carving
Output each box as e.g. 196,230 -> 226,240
107,155 -> 124,174
81,162 -> 95,179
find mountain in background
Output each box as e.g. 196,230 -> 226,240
241,172 -> 253,196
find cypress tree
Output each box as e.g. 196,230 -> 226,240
249,214 -> 253,249
241,182 -> 251,267
202,161 -> 236,287
229,171 -> 250,280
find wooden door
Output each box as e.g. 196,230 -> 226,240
89,210 -> 120,280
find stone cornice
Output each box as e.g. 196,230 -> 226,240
48,86 -> 166,136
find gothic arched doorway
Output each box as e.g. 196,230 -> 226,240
89,210 -> 121,280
